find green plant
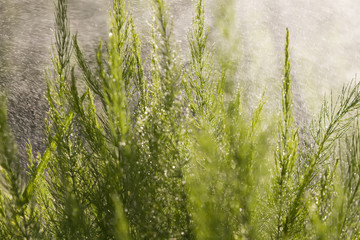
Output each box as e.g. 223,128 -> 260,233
1,0 -> 360,239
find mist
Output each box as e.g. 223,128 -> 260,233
1,0 -> 360,159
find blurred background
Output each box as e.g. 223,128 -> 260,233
1,0 -> 360,160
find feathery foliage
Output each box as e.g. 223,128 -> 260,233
1,0 -> 360,239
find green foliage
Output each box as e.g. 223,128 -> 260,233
2,0 -> 360,239
0,96 -> 41,239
